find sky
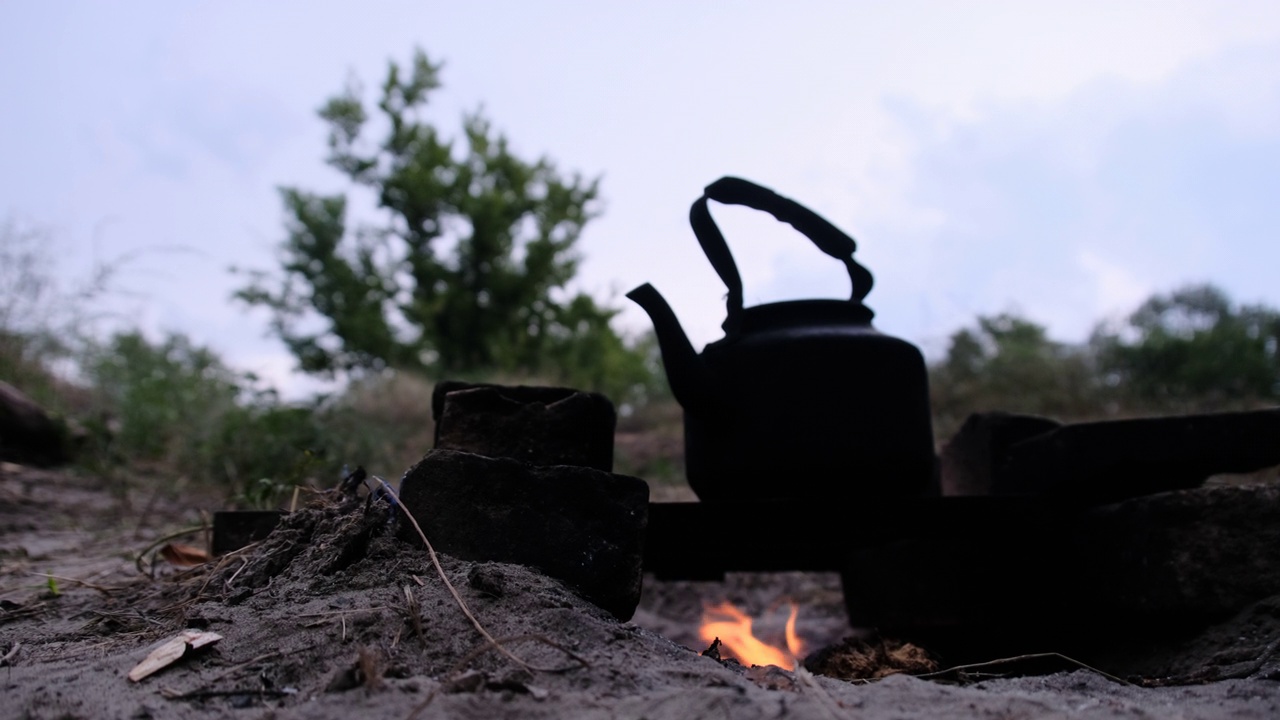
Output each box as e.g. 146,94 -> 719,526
3,1 -> 1279,398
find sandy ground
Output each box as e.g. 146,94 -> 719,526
3,463 -> 1280,719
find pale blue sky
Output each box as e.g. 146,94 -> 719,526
3,2 -> 1279,396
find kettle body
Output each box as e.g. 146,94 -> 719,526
628,177 -> 937,503
688,299 -> 935,502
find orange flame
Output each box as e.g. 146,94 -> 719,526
699,600 -> 806,670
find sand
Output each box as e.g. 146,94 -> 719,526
2,463 -> 1279,719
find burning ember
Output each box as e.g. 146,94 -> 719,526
699,600 -> 806,670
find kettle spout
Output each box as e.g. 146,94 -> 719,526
627,283 -> 717,413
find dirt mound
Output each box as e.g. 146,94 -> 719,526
1,491 -> 793,718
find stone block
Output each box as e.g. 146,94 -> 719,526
432,381 -> 616,471
841,484 -> 1280,658
396,449 -> 648,620
939,412 -> 1061,496
211,510 -> 285,555
994,408 -> 1280,504
1068,483 -> 1280,621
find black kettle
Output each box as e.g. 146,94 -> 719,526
627,177 -> 937,503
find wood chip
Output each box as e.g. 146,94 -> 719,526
127,630 -> 223,682
158,543 -> 211,567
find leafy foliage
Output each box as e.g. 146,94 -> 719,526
930,283 -> 1280,439
0,217 -> 434,504
80,331 -> 326,506
1092,284 -> 1280,411
929,313 -> 1102,438
84,332 -> 240,462
236,48 -> 653,404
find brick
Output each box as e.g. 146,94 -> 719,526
432,381 -> 616,471
396,449 -> 648,620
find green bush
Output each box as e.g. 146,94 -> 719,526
310,370 -> 437,481
78,331 -> 329,505
83,331 -> 239,466
212,404 -> 327,507
929,313 -> 1104,440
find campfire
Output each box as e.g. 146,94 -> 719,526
212,380 -> 1280,675
698,600 -> 806,670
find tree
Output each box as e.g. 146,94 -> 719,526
237,49 -> 651,401
924,285 -> 1280,440
929,312 -> 1101,437
1091,284 -> 1280,410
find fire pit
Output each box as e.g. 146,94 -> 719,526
408,379 -> 1280,681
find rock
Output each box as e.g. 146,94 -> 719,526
396,449 -> 648,620
211,510 -> 286,555
939,412 -> 1061,496
841,498 -> 1073,634
1068,483 -> 1280,621
841,484 -> 1280,662
993,408 -> 1280,504
0,381 -> 72,467
432,381 -> 616,471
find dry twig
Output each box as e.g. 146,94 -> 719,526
0,641 -> 20,667
374,476 -> 580,674
406,634 -> 589,720
225,559 -> 250,588
297,606 -> 389,619
29,572 -> 116,596
160,643 -> 319,700
403,585 -> 425,648
794,662 -> 852,720
917,652 -> 1130,686
134,525 -> 209,576
448,633 -> 589,676
372,477 -> 590,720
162,688 -> 292,700
358,646 -> 382,690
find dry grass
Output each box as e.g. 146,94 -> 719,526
319,370 -> 438,479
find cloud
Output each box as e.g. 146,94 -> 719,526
866,39 -> 1280,344
1075,249 -> 1153,323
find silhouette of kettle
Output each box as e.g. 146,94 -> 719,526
628,177 -> 937,502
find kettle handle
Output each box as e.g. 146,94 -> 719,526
690,177 -> 874,334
